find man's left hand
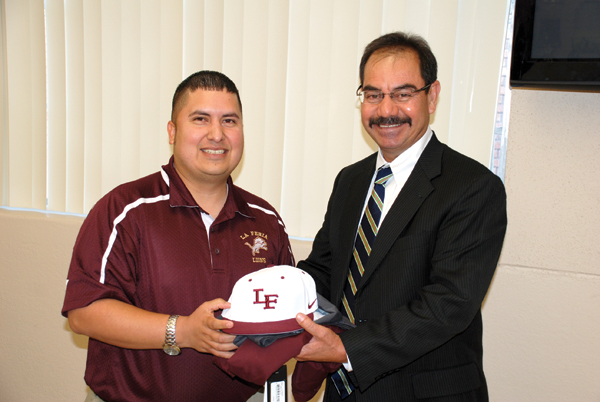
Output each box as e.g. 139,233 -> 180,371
295,313 -> 347,363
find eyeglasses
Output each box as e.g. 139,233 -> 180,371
357,83 -> 432,104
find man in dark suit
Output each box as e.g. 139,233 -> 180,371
295,32 -> 507,401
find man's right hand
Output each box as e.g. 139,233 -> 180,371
68,298 -> 238,358
177,298 -> 238,358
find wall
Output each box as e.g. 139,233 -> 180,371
481,88 -> 600,401
2,89 -> 600,401
0,209 -> 88,401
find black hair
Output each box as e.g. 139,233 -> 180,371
171,70 -> 242,121
359,32 -> 437,90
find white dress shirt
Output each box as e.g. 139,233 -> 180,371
343,127 -> 433,371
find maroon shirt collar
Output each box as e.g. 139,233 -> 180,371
162,156 -> 255,221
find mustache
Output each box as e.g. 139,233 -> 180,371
369,116 -> 412,128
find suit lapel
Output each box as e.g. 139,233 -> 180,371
332,155 -> 377,302
359,134 -> 444,289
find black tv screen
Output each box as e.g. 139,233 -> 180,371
510,0 -> 600,89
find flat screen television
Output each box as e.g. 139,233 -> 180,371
510,0 -> 600,90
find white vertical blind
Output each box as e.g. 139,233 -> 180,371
203,0 -> 225,72
139,0 -> 174,179
255,0 -> 289,206
46,0 -> 67,212
3,0 -> 46,209
448,0 -> 510,161
81,0 -> 103,210
119,0 -> 142,188
1,0 -> 510,238
64,0 -> 85,213
101,0 -> 126,195
0,0 -> 6,205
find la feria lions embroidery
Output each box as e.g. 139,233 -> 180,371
240,231 -> 268,263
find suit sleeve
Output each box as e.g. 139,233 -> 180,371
339,170 -> 507,390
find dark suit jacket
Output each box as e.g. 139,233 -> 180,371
298,134 -> 507,402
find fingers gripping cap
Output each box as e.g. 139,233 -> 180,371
221,266 -> 320,335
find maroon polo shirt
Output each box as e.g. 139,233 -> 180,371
62,156 -> 294,402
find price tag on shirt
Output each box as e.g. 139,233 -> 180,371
266,365 -> 287,402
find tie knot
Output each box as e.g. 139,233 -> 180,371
374,165 -> 393,187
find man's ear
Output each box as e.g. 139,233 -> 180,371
167,121 -> 176,145
427,80 -> 441,114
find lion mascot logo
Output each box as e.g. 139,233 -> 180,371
245,237 -> 268,256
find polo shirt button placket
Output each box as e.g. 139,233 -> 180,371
214,248 -> 221,255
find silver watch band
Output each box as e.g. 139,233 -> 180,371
163,315 -> 180,355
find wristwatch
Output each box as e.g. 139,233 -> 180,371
163,315 -> 181,356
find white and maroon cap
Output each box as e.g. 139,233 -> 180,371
221,265 -> 320,335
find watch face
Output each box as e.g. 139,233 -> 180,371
163,345 -> 181,356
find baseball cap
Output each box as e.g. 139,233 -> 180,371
221,265 -> 323,335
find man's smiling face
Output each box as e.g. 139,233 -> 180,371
168,88 -> 244,187
360,49 -> 440,162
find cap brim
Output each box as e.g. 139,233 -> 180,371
221,312 -> 315,335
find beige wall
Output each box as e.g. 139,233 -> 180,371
481,88 -> 600,401
2,88 -> 600,400
0,209 -> 89,400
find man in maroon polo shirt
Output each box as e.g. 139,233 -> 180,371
62,71 -> 294,402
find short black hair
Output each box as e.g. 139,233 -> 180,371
359,32 -> 437,90
171,70 -> 242,122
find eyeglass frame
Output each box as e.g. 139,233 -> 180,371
356,83 -> 433,104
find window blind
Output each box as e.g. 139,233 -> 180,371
0,0 -> 510,238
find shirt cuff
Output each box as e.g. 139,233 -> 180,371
342,354 -> 353,371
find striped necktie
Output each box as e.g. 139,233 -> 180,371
332,165 -> 393,399
341,164 -> 393,323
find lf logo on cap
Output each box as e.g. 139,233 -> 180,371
221,266 -> 320,335
253,289 -> 278,309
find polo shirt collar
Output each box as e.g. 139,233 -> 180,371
161,156 -> 255,221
